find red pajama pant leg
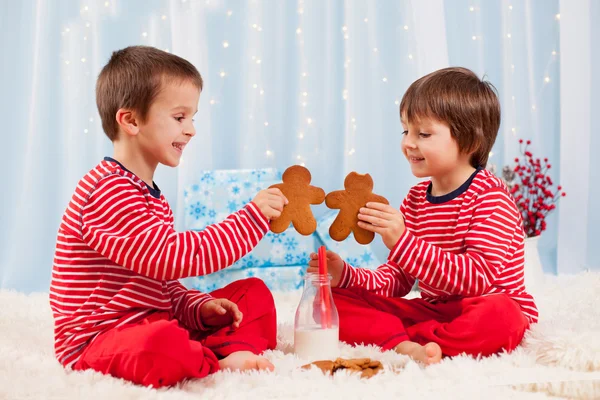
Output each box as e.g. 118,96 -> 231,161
72,278 -> 277,388
331,287 -> 411,350
193,277 -> 278,357
332,287 -> 530,357
72,314 -> 219,388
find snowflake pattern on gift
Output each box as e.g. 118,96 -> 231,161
188,202 -> 207,220
228,184 -> 242,199
267,231 -> 285,244
262,258 -> 275,268
202,281 -> 220,293
200,172 -> 216,185
241,255 -> 258,270
295,251 -> 310,265
361,251 -> 375,264
296,268 -> 307,289
202,209 -> 217,225
251,170 -> 267,181
227,200 -> 238,213
345,257 -> 360,266
284,237 -> 298,252
285,253 -> 295,264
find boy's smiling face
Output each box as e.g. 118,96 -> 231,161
137,79 -> 200,167
400,114 -> 471,180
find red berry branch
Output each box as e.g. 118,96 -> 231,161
502,139 -> 566,238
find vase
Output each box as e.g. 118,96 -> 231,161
523,235 -> 544,289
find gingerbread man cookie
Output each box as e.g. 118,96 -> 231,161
325,172 -> 388,244
269,165 -> 325,235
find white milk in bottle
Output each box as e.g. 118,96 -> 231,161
294,272 -> 340,361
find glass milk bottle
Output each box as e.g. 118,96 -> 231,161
294,272 -> 340,361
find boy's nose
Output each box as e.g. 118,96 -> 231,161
184,123 -> 196,137
402,136 -> 416,149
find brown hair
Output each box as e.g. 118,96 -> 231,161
399,67 -> 500,168
96,46 -> 203,141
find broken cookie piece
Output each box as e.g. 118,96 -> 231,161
301,357 -> 384,379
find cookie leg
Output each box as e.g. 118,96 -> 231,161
270,216 -> 292,233
293,216 -> 317,236
329,219 -> 352,242
353,227 -> 375,245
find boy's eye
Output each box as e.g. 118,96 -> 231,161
401,130 -> 408,135
175,116 -> 184,122
419,133 -> 431,138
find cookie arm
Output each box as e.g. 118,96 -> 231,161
325,190 -> 346,209
367,194 -> 389,205
308,186 -> 326,204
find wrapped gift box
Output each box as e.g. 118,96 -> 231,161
181,168 -> 383,293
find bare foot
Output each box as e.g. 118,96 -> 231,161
218,351 -> 275,372
394,340 -> 442,365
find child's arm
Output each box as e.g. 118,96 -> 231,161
165,281 -> 214,331
338,260 -> 416,297
307,251 -> 415,297
388,188 -> 520,297
81,175 -> 273,281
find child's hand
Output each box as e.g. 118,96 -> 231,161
307,250 -> 344,287
252,188 -> 288,220
200,298 -> 243,329
358,202 -> 406,250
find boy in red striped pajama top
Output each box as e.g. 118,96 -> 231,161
50,46 -> 288,387
309,67 -> 537,365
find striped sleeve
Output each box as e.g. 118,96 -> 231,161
389,188 -> 520,297
81,175 -> 269,281
338,260 -> 416,297
166,281 -> 214,331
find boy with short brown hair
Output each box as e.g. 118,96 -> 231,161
310,67 -> 537,364
50,46 -> 288,387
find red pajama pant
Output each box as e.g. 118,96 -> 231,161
73,278 -> 276,388
332,287 -> 529,357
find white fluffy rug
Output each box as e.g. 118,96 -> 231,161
2,273 -> 600,400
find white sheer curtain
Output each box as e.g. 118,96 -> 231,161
556,0 -> 600,274
2,0 -> 594,293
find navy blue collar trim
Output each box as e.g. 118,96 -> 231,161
426,167 -> 483,204
104,157 -> 161,199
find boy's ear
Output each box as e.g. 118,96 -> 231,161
115,108 -> 140,137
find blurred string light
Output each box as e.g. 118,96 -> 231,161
62,2 -> 174,137
474,2 -> 560,171
61,2 -> 559,169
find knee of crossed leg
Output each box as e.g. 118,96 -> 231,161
243,277 -> 277,346
480,294 -> 529,352
138,319 -> 190,354
128,320 -> 194,387
244,277 -> 276,314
